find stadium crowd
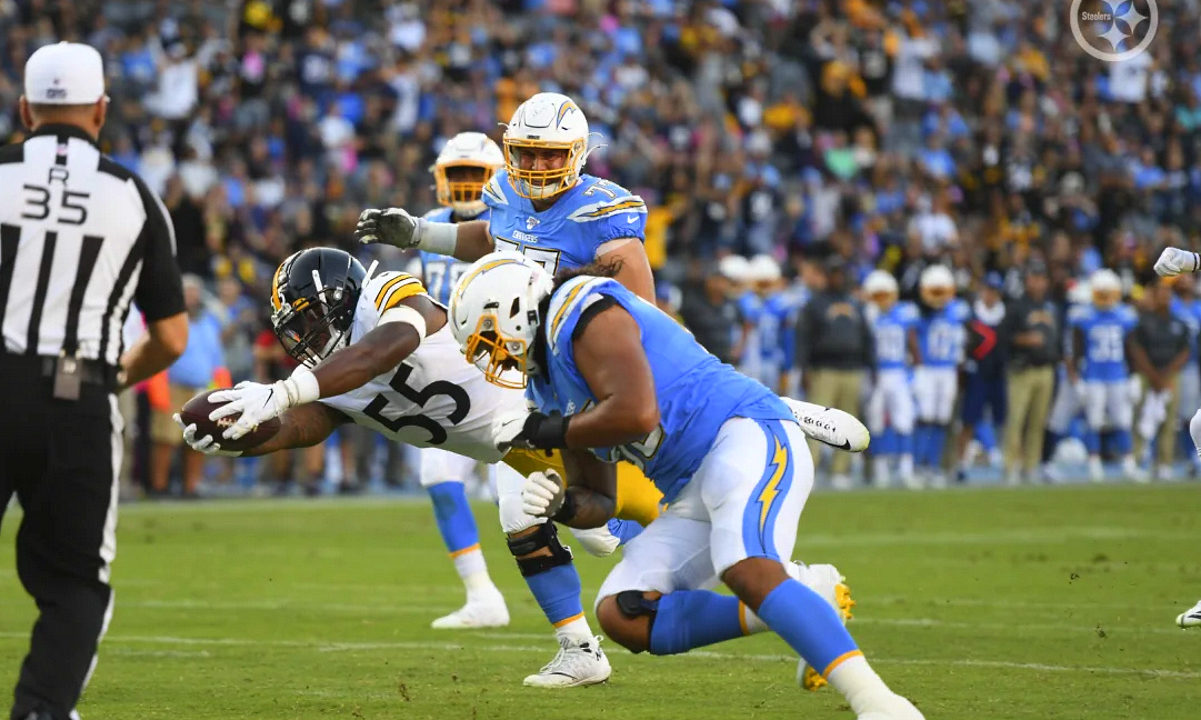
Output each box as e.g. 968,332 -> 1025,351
2,0 -> 1199,495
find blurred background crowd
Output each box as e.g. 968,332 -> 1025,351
3,0 -> 1200,497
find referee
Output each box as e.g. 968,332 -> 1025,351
0,43 -> 187,720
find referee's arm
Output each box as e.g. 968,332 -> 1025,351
119,182 -> 187,387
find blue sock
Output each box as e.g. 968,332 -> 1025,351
525,563 -> 585,627
1084,430 -> 1101,454
877,428 -> 898,456
755,579 -> 859,675
1112,429 -> 1132,455
976,422 -> 997,452
648,590 -> 746,655
606,518 -> 644,546
913,424 -> 930,468
929,425 -> 948,466
427,482 -> 480,555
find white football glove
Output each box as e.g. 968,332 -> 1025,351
354,207 -> 422,249
521,470 -> 567,519
173,414 -> 242,457
1153,247 -> 1199,277
492,409 -> 532,453
208,368 -> 319,440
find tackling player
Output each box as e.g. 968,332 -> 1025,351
174,248 -> 625,687
862,270 -> 921,489
449,253 -> 920,720
913,265 -> 969,488
1066,268 -> 1140,481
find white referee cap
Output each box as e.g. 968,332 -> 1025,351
23,42 -> 107,105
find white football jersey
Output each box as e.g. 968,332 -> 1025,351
319,270 -> 521,464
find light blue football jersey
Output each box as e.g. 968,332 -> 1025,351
417,207 -> 490,305
482,170 -> 646,273
527,276 -> 793,503
917,299 -> 969,368
1069,303 -> 1138,381
875,301 -> 920,370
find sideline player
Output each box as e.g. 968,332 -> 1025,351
913,265 -> 968,487
449,253 -> 922,719
176,248 -> 619,686
862,270 -> 920,489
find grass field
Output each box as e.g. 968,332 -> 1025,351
2,483 -> 1200,719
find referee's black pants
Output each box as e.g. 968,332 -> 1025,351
0,358 -> 121,720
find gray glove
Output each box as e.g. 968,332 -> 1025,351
355,208 -> 422,249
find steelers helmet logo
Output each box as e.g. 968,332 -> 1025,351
1070,0 -> 1158,63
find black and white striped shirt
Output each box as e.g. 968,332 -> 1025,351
0,124 -> 184,366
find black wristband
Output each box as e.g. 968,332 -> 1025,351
551,488 -> 577,524
525,412 -> 571,450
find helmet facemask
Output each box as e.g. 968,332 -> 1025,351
503,138 -> 587,201
435,162 -> 495,215
920,284 -> 954,309
462,301 -> 532,389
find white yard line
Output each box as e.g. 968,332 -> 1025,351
1,631 -> 1196,679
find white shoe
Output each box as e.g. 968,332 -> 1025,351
1088,457 -> 1104,483
430,595 -> 510,629
788,563 -> 855,691
1122,456 -> 1148,483
1004,470 -> 1021,487
783,398 -> 871,452
830,473 -> 855,491
900,471 -> 924,490
926,471 -> 947,489
1176,599 -> 1201,628
522,635 -> 611,688
858,693 -> 925,719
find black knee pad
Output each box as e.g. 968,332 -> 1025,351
615,590 -> 659,619
506,521 -> 573,577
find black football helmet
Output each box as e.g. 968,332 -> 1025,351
269,248 -> 368,366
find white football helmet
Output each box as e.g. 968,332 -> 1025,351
748,254 -> 782,283
1091,268 -> 1122,309
503,92 -> 592,201
718,254 -> 751,284
919,264 -> 955,309
863,269 -> 899,309
432,131 -> 504,216
449,252 -> 554,389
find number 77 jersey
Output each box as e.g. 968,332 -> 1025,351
319,270 -> 518,463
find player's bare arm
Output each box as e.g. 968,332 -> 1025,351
565,303 -> 660,448
240,402 -> 348,456
308,294 -> 445,398
556,448 -> 617,529
598,240 -> 656,302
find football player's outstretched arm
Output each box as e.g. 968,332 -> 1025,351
1154,247 -> 1200,277
354,208 -> 495,262
240,403 -> 348,456
564,302 -> 661,448
599,240 -> 656,302
308,294 -> 446,398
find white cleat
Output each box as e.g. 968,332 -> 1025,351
858,693 -> 925,720
1176,599 -> 1201,628
788,562 -> 855,691
430,596 -> 510,630
783,398 -> 871,452
1088,456 -> 1105,483
523,635 -> 611,688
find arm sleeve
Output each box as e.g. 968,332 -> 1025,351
132,177 -> 185,321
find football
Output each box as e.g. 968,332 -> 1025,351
178,389 -> 281,453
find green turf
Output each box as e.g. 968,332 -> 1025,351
2,484 -> 1200,719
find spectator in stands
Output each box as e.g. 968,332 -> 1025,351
797,256 -> 875,489
149,275 -> 227,497
679,258 -> 741,365
1131,276 -> 1191,480
1002,262 -> 1060,485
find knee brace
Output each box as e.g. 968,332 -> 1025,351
506,521 -> 573,577
615,589 -> 659,620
